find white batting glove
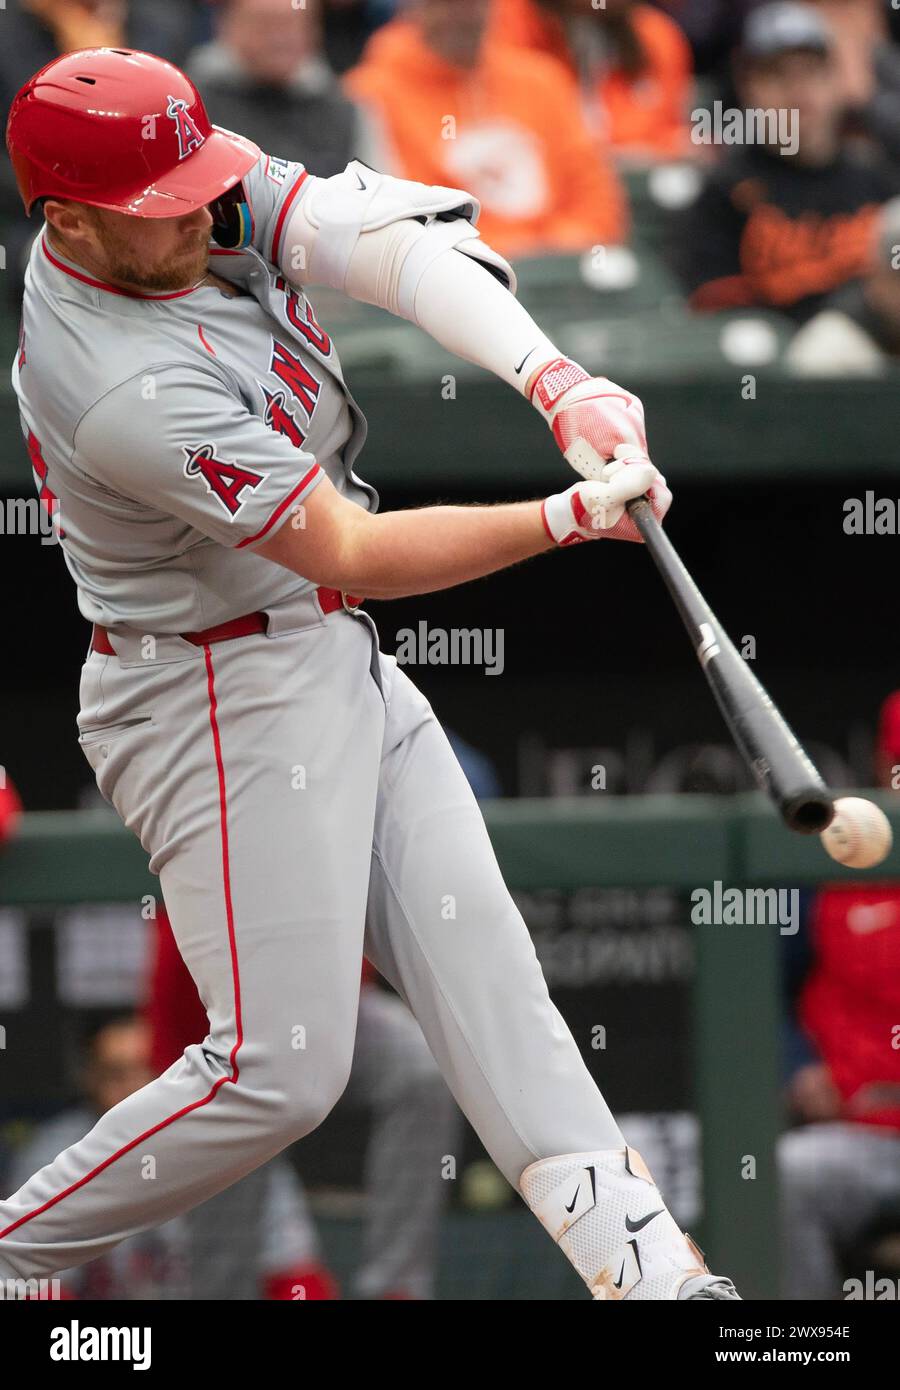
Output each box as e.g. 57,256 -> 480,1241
542,459 -> 663,546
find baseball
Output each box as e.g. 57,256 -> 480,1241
820,797 -> 893,869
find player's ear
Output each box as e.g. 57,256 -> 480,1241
43,198 -> 98,245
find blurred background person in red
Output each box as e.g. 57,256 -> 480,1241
345,0 -> 628,260
778,690 -> 900,1300
669,2 -> 898,321
489,0 -> 695,161
0,767 -> 22,850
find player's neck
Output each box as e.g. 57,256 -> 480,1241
203,272 -> 246,298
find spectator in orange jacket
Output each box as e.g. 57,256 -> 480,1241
346,0 -> 628,260
490,0 -> 694,161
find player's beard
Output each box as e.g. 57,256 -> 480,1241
94,223 -> 211,292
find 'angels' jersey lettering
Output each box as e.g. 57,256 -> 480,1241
261,387 -> 306,450
11,150 -> 376,634
269,340 -> 321,419
275,275 -> 332,356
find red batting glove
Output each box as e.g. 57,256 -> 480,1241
529,357 -> 671,542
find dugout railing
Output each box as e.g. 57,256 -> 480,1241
2,791 -> 898,1300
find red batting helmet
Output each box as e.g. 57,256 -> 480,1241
6,48 -> 260,218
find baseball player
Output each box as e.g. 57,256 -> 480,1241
2,48 -> 738,1301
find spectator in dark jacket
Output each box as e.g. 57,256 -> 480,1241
186,0 -> 379,179
670,2 -> 897,323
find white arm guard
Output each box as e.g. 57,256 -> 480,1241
278,160 -> 516,315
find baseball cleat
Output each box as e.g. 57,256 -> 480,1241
519,1146 -> 741,1301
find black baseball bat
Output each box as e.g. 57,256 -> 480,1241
626,496 -> 834,834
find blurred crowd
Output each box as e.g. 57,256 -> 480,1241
2,1 -> 900,364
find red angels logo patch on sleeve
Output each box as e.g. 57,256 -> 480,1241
183,444 -> 267,518
167,95 -> 206,161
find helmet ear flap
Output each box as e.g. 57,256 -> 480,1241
210,181 -> 254,250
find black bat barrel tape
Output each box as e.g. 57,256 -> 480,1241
625,497 -> 834,834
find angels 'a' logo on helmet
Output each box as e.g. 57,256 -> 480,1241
166,94 -> 206,162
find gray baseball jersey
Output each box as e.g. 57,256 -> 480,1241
12,152 -> 375,634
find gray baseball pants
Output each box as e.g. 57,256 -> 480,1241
0,594 -> 621,1279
